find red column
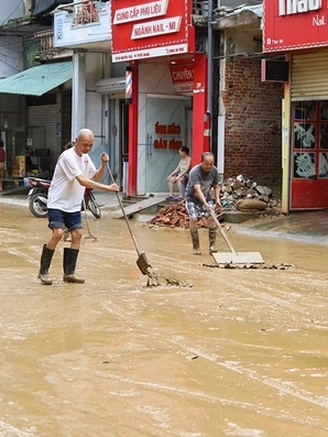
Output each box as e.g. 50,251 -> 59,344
128,62 -> 139,196
191,53 -> 209,166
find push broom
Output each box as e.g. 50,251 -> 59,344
106,163 -> 190,287
209,209 -> 264,265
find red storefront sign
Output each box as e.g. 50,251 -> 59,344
169,64 -> 194,95
264,0 -> 328,52
111,0 -> 194,62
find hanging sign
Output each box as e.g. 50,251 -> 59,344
169,64 -> 194,95
111,0 -> 194,62
264,0 -> 328,51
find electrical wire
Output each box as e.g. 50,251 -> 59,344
0,56 -> 21,72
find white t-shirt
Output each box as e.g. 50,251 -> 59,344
48,147 -> 97,212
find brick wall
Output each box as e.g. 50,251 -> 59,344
222,58 -> 284,189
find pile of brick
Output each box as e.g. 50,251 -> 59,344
148,176 -> 279,228
221,175 -> 280,210
148,204 -> 211,228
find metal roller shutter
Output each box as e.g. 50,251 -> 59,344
291,50 -> 328,101
27,105 -> 57,153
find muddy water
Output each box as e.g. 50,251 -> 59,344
1,203 -> 328,436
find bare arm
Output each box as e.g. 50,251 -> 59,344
177,157 -> 191,179
167,164 -> 181,179
193,183 -> 207,205
194,182 -> 221,210
76,174 -> 119,192
93,152 -> 108,182
213,183 -> 221,207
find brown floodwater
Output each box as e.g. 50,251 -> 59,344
1,201 -> 328,437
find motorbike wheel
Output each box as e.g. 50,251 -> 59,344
29,193 -> 48,218
86,192 -> 101,219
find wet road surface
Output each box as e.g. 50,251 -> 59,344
1,202 -> 328,436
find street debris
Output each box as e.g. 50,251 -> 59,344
145,273 -> 193,288
220,175 -> 280,211
147,175 -> 280,228
147,203 -> 231,229
202,262 -> 297,270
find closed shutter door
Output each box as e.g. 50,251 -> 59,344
291,50 -> 328,101
28,105 -> 57,154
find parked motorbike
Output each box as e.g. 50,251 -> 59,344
27,177 -> 102,219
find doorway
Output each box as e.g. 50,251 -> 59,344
291,100 -> 328,209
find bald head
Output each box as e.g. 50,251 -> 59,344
77,128 -> 94,141
201,152 -> 215,173
75,128 -> 94,156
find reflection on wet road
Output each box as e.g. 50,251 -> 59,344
1,203 -> 328,436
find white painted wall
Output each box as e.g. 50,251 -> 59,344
85,52 -> 103,142
84,52 -> 111,183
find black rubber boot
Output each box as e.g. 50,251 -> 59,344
209,227 -> 218,253
63,247 -> 85,283
190,229 -> 201,255
38,244 -> 54,285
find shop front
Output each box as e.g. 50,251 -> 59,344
111,0 -> 209,196
264,0 -> 328,211
0,61 -> 73,182
290,51 -> 328,209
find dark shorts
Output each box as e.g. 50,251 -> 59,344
48,209 -> 82,231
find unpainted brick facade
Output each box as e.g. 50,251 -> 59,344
222,57 -> 284,188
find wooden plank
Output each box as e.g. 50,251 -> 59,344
111,196 -> 166,219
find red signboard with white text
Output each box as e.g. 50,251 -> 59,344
111,0 -> 194,62
169,64 -> 194,95
264,0 -> 328,52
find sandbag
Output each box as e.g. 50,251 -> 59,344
236,199 -> 267,211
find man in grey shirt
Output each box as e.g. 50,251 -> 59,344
185,152 -> 221,255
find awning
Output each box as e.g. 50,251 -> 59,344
0,61 -> 73,96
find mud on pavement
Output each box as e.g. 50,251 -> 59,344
1,202 -> 328,437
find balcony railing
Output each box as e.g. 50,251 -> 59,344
37,30 -> 54,53
34,30 -> 73,61
72,0 -> 102,25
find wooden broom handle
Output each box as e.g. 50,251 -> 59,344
209,209 -> 236,254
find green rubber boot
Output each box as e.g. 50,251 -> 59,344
38,244 -> 54,285
190,229 -> 201,255
209,227 -> 218,254
63,248 -> 85,283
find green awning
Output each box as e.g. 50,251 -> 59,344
0,61 -> 72,96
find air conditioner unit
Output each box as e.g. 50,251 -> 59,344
95,77 -> 125,94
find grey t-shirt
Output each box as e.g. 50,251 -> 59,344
185,164 -> 220,204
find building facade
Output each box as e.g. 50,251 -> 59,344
264,0 -> 328,211
52,0 -> 284,198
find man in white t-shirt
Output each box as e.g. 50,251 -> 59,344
38,128 -> 119,285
